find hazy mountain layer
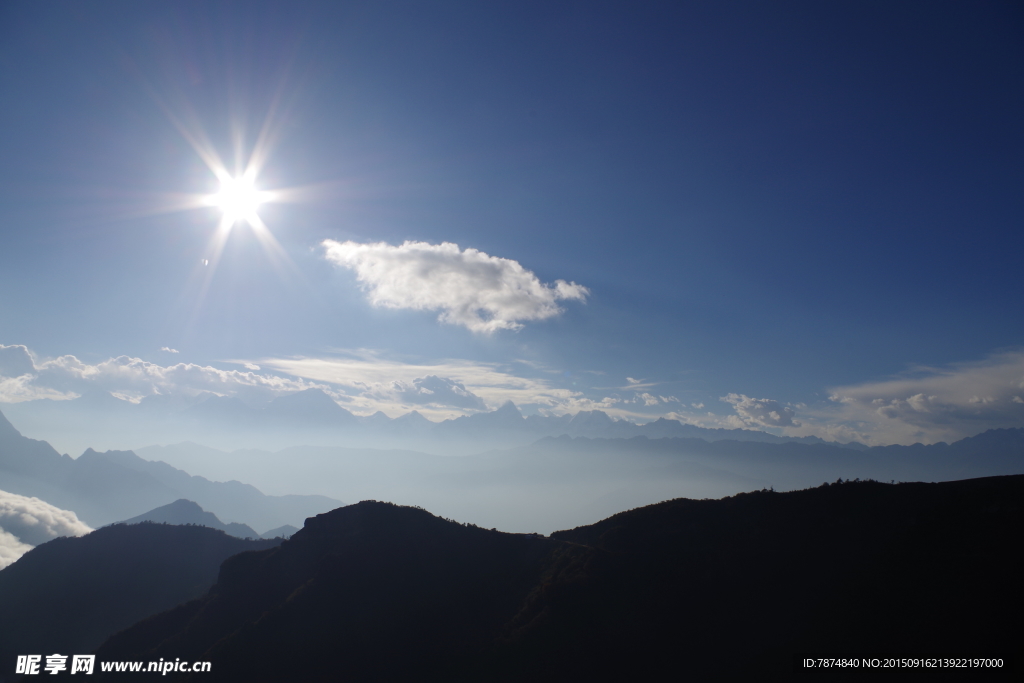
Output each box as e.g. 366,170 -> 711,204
0,409 -> 340,532
260,524 -> 298,539
117,499 -> 259,539
0,523 -> 280,681
93,475 -> 1022,681
3,390 -> 854,457
136,428 -> 1024,534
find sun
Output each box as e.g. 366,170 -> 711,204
212,176 -> 266,225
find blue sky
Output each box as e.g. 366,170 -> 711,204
1,1 -> 1022,445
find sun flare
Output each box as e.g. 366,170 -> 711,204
211,176 -> 266,224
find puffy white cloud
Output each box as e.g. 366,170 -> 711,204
321,240 -> 589,333
0,528 -> 33,571
0,490 -> 93,568
721,393 -> 800,429
160,347 -> 179,354
0,345 -> 80,403
0,490 -> 93,545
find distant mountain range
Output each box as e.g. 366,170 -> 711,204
90,475 -> 1023,681
0,409 -> 340,532
0,523 -> 280,681
134,427 -> 1024,534
115,499 -> 298,539
2,388 -> 862,455
117,499 -> 260,539
260,523 -> 298,539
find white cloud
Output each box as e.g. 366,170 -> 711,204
160,347 -> 180,354
721,393 -> 800,428
0,528 -> 33,571
788,350 -> 1024,445
663,409 -> 742,430
0,490 -> 93,568
0,373 -> 79,403
365,375 -> 488,411
259,351 -> 579,418
0,344 -> 36,377
321,240 -> 589,333
257,351 -> 646,421
0,345 -> 80,403
0,346 -> 326,406
632,392 -> 679,407
618,376 -> 660,390
3,344 -> 602,420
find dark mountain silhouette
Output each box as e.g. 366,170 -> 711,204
525,428 -> 1024,484
95,501 -> 563,681
0,408 -> 340,531
93,475 -> 1021,681
0,523 -> 279,681
117,499 -> 259,539
260,524 -> 298,539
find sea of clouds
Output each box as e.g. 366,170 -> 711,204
0,490 -> 93,569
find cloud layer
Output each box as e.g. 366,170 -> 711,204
5,342 -> 1022,444
802,350 -> 1024,445
0,344 -> 324,406
260,352 -> 593,419
721,393 -> 800,428
0,529 -> 32,571
1,344 -> 631,421
0,490 -> 93,569
372,375 -> 488,411
322,240 -> 589,333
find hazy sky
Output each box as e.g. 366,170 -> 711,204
1,1 -> 1022,445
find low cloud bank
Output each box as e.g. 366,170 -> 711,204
0,490 -> 93,569
0,528 -> 33,571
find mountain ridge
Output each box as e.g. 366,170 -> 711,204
0,408 -> 340,531
116,499 -> 260,539
91,475 -> 1023,680
0,523 -> 280,681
